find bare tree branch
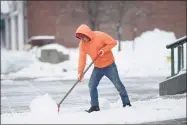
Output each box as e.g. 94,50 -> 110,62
114,1 -> 136,51
82,1 -> 101,30
124,6 -> 152,50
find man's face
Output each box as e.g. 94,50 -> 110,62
81,37 -> 90,42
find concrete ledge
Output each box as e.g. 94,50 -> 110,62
159,72 -> 187,96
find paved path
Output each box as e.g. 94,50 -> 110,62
142,118 -> 186,124
2,76 -> 186,114
1,76 -> 164,113
1,76 -> 186,124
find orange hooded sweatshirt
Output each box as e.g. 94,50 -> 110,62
76,24 -> 117,75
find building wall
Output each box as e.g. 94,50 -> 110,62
1,1 -> 26,50
27,1 -> 186,48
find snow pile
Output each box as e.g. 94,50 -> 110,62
1,45 -> 80,79
2,28 -> 186,80
99,98 -> 111,110
28,35 -> 55,41
30,94 -> 58,115
114,28 -> 177,77
40,43 -> 69,55
1,48 -> 36,74
28,94 -> 58,123
7,61 -> 68,78
1,94 -> 186,124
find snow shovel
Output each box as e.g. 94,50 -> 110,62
57,54 -> 100,113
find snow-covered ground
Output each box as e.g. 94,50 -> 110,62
1,28 -> 186,124
1,93 -> 186,124
1,28 -> 186,80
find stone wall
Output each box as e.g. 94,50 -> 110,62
39,49 -> 69,64
159,72 -> 187,96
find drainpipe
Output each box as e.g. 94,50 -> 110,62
24,1 -> 28,45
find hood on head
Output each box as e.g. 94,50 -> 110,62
75,24 -> 93,40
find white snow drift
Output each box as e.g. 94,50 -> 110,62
2,28 -> 185,80
1,93 -> 186,124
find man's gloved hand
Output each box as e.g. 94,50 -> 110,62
98,49 -> 104,56
78,73 -> 84,82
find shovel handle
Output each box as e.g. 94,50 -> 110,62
58,54 -> 100,106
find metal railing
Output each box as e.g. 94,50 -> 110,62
166,36 -> 186,77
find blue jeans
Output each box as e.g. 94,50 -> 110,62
88,62 -> 130,106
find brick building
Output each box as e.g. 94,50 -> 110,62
27,1 -> 186,48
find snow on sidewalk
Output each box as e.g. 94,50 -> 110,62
1,93 -> 186,124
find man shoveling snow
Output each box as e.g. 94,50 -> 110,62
75,24 -> 132,113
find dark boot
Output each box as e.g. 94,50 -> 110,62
85,106 -> 100,113
123,103 -> 132,107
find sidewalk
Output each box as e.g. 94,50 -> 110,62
142,118 -> 186,124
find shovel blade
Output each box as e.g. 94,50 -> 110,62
57,104 -> 60,113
